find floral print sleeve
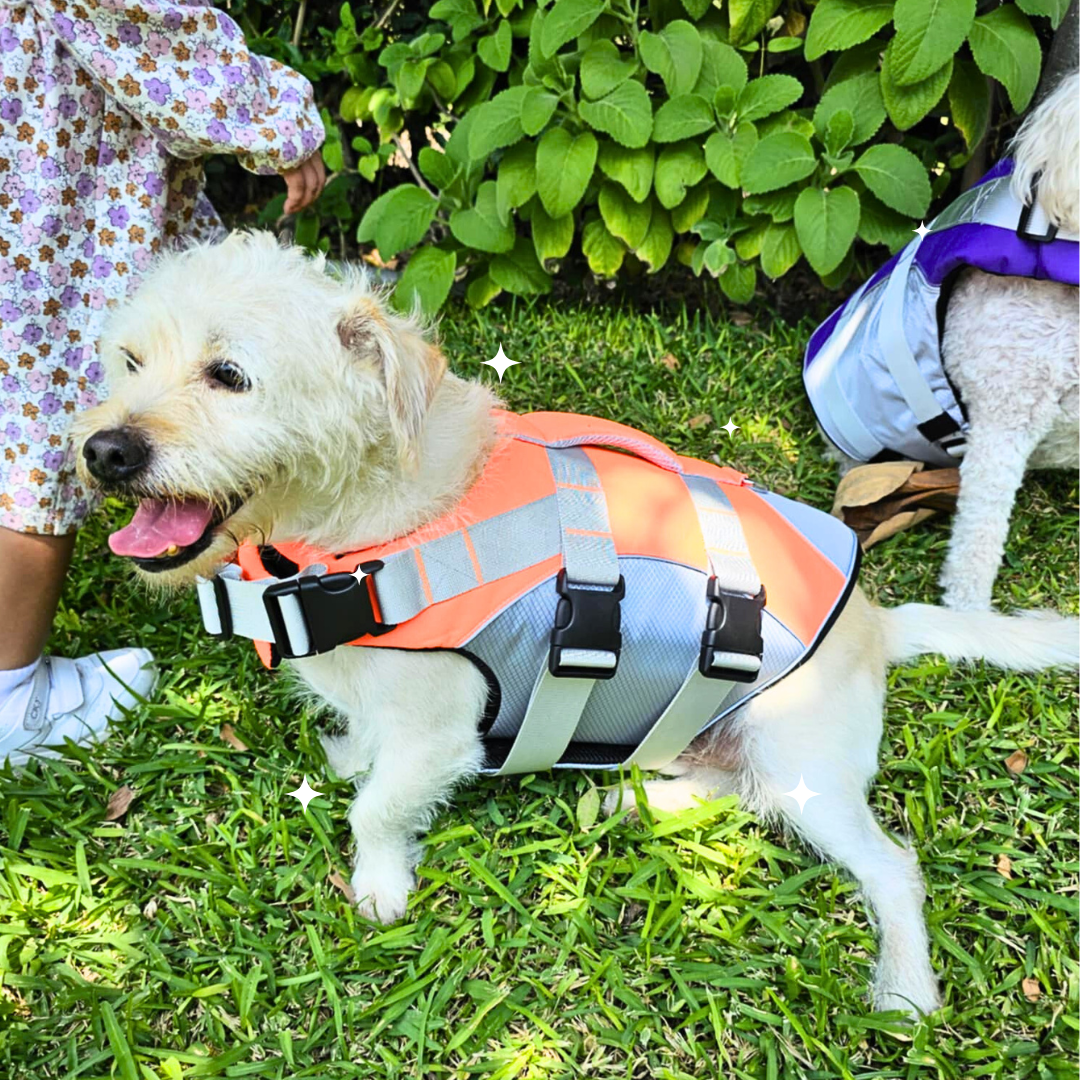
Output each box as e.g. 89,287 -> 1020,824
32,0 -> 325,175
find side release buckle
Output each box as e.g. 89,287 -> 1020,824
700,579 -> 766,682
548,569 -> 625,680
262,561 -> 394,660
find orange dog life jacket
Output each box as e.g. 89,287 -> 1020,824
198,411 -> 859,774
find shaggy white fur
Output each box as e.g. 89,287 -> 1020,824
833,71 -> 1080,611
72,234 -> 1078,1019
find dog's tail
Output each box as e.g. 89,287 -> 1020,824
880,605 -> 1079,672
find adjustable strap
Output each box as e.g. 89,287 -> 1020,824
624,475 -> 764,771
496,447 -> 623,775
879,240 -> 967,459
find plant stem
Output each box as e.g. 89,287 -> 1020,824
375,0 -> 402,30
392,133 -> 435,195
291,0 -> 307,48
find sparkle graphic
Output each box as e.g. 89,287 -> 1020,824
287,776 -> 323,811
482,344 -> 519,382
783,775 -> 820,814
913,221 -> 930,239
721,418 -> 740,438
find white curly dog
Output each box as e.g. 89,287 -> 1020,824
72,233 -> 1077,1019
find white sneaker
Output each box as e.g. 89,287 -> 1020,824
0,649 -> 158,767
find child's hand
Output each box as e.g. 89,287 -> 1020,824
281,155 -> 327,214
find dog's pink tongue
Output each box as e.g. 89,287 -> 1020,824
108,498 -> 215,557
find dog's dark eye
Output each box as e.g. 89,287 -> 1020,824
122,349 -> 141,374
207,360 -> 251,392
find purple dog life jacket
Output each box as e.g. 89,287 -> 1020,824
803,160 -> 1080,466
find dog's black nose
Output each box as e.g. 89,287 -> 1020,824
83,428 -> 150,484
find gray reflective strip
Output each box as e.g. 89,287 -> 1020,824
496,667 -> 597,776
880,240 -> 950,426
624,667 -> 734,771
546,446 -> 620,587
683,475 -> 760,595
497,446 -> 621,774
197,568 -> 314,656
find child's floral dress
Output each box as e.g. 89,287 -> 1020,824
0,0 -> 324,534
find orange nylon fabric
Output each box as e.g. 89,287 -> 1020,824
235,411 -> 837,667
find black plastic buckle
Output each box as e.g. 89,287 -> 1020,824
1017,180 -> 1058,243
699,579 -> 766,682
262,561 -> 394,660
548,569 -> 625,680
206,576 -> 233,640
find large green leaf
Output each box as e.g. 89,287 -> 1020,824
719,261 -> 757,303
968,5 -> 1042,112
418,146 -> 457,190
580,41 -> 639,99
737,74 -> 803,123
693,40 -> 749,99
853,144 -> 931,217
759,221 -> 802,278
635,204 -> 674,272
356,185 -> 438,259
639,20 -> 704,97
521,88 -> 560,136
597,142 -> 655,203
477,19 -> 512,72
652,95 -> 716,143
599,183 -> 653,248
728,0 -> 783,46
582,217 -> 627,276
813,72 -> 886,146
490,236 -> 553,294
496,142 -> 537,224
704,122 -> 757,188
1015,0 -> 1069,28
466,272 -> 502,308
469,86 -> 529,160
858,191 -> 917,251
449,182 -> 516,253
541,0 -> 606,57
793,186 -> 860,275
578,81 -> 654,148
536,128 -> 599,218
654,142 -> 708,210
531,203 -> 575,265
392,246 -> 456,315
805,0 -> 894,61
740,133 -> 817,195
671,182 -> 710,232
680,0 -> 713,16
429,0 -> 485,42
881,41 -> 952,130
891,0 -> 974,86
948,58 -> 990,151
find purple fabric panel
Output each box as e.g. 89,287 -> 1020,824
914,223 -> 1079,286
978,157 -> 1014,186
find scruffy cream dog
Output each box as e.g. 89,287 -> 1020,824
73,234 -> 1077,1018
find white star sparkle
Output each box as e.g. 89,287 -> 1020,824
286,776 -> 323,811
783,775 -> 820,814
721,418 -> 740,438
482,344 -> 519,382
913,221 -> 930,239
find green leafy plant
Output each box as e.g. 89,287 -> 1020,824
262,0 -> 1060,312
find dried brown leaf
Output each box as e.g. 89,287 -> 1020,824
329,870 -> 356,904
659,353 -> 679,371
220,723 -> 249,751
1021,976 -> 1041,1002
104,785 -> 136,822
730,311 -> 753,327
688,413 -> 712,430
996,854 -> 1013,879
1005,750 -> 1028,775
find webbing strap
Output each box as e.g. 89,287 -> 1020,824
623,475 -> 760,771
930,172 -> 1080,242
496,446 -> 620,775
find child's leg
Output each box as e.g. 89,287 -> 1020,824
0,528 -> 75,669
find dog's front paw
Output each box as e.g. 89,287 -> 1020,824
351,860 -> 414,923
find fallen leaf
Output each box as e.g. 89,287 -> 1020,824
1021,976 -> 1041,1002
220,723 -> 249,751
659,353 -> 679,371
731,311 -> 753,327
996,854 -> 1013,879
104,785 -> 136,822
329,870 -> 356,904
688,413 -> 712,429
1005,750 -> 1028,775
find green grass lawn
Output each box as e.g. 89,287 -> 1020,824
2,299 -> 1077,1079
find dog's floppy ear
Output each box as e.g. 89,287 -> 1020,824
337,296 -> 446,469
